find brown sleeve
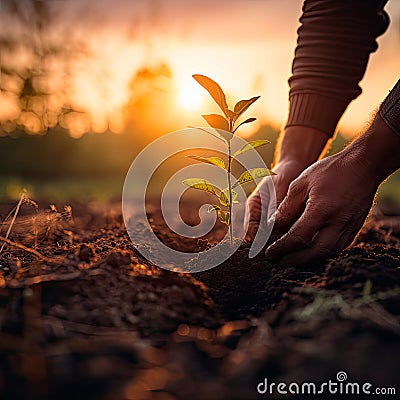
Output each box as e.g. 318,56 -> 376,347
286,0 -> 390,136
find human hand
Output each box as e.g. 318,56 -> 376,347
245,126 -> 330,241
245,160 -> 305,241
265,115 -> 400,266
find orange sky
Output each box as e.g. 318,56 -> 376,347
1,0 -> 400,138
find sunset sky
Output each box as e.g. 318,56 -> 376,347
1,0 -> 400,138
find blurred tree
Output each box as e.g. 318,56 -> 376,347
0,0 -> 87,135
123,63 -> 180,147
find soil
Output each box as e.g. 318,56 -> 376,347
0,199 -> 399,400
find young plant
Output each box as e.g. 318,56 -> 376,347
183,74 -> 275,244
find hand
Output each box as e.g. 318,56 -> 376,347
245,160 -> 305,241
265,152 -> 377,266
265,115 -> 400,266
245,126 -> 331,241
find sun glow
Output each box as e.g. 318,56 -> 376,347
177,84 -> 204,111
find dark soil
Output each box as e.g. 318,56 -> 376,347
0,199 -> 399,399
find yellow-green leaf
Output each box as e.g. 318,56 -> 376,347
182,178 -> 219,196
208,204 -> 221,213
232,168 -> 275,188
186,155 -> 226,170
217,210 -> 230,226
193,74 -> 229,116
233,139 -> 270,157
219,188 -> 238,206
202,114 -> 229,131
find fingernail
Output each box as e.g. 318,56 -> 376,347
265,240 -> 283,261
265,244 -> 276,258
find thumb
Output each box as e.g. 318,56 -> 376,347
244,190 -> 261,241
244,177 -> 273,241
271,179 -> 307,236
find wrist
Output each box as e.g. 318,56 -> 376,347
343,114 -> 400,185
286,93 -> 349,136
274,126 -> 331,169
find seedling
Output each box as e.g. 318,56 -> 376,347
183,74 -> 274,244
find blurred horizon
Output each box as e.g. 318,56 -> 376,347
1,0 -> 400,140
0,123 -> 398,204
0,0 -> 399,204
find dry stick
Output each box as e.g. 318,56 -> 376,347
0,236 -> 55,263
0,191 -> 25,254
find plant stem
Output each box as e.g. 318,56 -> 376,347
227,124 -> 233,246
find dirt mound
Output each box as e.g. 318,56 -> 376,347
0,201 -> 399,399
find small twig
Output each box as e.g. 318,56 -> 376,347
0,190 -> 25,254
0,236 -> 55,263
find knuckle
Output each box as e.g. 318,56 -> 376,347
305,198 -> 332,219
288,179 -> 304,197
287,233 -> 308,247
335,212 -> 354,226
276,199 -> 288,216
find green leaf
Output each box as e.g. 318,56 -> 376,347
219,191 -> 228,206
233,96 -> 260,118
233,139 -> 270,157
186,155 -> 226,170
208,204 -> 221,213
219,188 -> 238,206
233,117 -> 257,133
202,114 -> 229,131
232,168 -> 275,188
182,178 -> 219,196
193,74 -> 229,116
217,210 -> 230,226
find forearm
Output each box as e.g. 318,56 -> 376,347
273,126 -> 331,168
287,0 -> 389,136
379,79 -> 400,138
343,115 -> 400,185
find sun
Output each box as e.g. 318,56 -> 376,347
177,84 -> 204,111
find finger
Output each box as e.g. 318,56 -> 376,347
280,222 -> 361,267
245,177 -> 274,241
270,179 -> 307,236
266,200 -> 327,260
279,226 -> 341,267
334,224 -> 363,253
244,191 -> 261,241
245,220 -> 259,242
246,191 -> 261,223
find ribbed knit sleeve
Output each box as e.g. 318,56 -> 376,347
379,79 -> 400,138
286,0 -> 390,136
